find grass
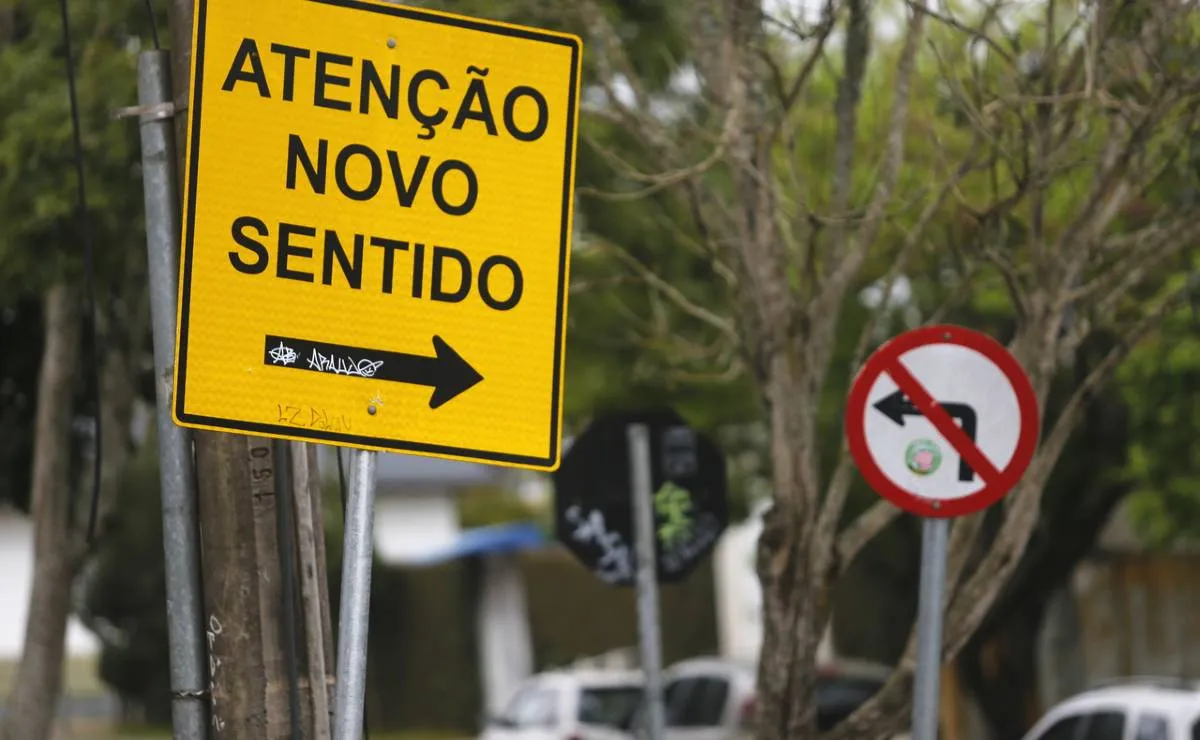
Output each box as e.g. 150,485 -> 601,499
77,731 -> 464,740
2,660 -> 469,740
0,659 -> 13,698
0,655 -> 108,698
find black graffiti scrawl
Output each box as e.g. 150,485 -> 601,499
263,334 -> 482,409
552,408 -> 729,586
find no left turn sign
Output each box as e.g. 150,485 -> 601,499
845,325 -> 1040,518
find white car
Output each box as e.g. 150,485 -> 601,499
480,669 -> 645,740
1020,680 -> 1200,740
633,656 -> 901,740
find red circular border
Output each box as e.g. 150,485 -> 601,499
844,324 -> 1040,518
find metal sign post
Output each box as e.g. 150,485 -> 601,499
332,449 -> 378,740
628,424 -> 666,740
844,325 -> 1041,740
911,518 -> 949,740
134,49 -> 210,740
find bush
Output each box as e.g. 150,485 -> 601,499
82,437 -> 172,725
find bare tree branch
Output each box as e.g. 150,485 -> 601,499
577,108 -> 738,201
944,277 -> 1200,657
1071,215 -> 1200,315
599,239 -> 739,340
814,1 -> 928,316
835,499 -> 901,575
765,0 -> 838,124
904,0 -> 1016,68
824,0 -> 872,260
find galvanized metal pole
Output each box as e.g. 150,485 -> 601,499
332,449 -> 378,740
136,48 -> 210,740
629,425 -> 666,740
911,517 -> 949,740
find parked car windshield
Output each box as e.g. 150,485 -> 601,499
578,686 -> 644,729
815,677 -> 885,731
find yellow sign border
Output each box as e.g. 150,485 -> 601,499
172,0 -> 582,471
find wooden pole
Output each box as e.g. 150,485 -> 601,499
164,4 -> 335,736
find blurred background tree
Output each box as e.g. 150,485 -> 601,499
0,0 -> 161,736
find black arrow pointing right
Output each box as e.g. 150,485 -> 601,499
873,390 -> 978,482
264,334 -> 484,409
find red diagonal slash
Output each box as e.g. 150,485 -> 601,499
884,359 -> 1001,484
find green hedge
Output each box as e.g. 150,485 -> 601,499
523,550 -> 718,669
334,547 -> 719,733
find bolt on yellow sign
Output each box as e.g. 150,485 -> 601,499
173,0 -> 582,470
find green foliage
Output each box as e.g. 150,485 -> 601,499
1119,306 -> 1200,547
456,485 -> 547,530
81,433 -> 172,726
523,551 -> 718,672
0,0 -> 162,508
0,0 -> 159,295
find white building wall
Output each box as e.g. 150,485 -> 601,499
0,512 -> 98,660
713,512 -> 765,664
476,553 -> 534,712
372,489 -> 462,565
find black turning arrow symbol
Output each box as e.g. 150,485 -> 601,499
264,334 -> 484,409
873,390 -> 978,482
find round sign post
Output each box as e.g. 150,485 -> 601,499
844,325 -> 1039,740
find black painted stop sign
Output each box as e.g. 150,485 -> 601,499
552,408 -> 728,586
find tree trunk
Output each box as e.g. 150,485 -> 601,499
959,609 -> 1045,740
753,362 -> 828,740
756,507 -> 823,740
0,284 -> 83,740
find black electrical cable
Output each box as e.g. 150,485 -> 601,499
142,0 -> 161,49
57,0 -> 103,544
334,448 -> 369,740
274,441 -> 304,740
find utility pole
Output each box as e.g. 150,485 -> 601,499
163,3 -> 335,737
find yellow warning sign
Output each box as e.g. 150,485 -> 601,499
173,0 -> 582,470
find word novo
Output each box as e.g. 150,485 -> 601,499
286,135 -> 476,217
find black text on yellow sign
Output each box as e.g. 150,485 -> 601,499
173,0 -> 582,470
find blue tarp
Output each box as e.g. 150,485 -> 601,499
412,522 -> 548,564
